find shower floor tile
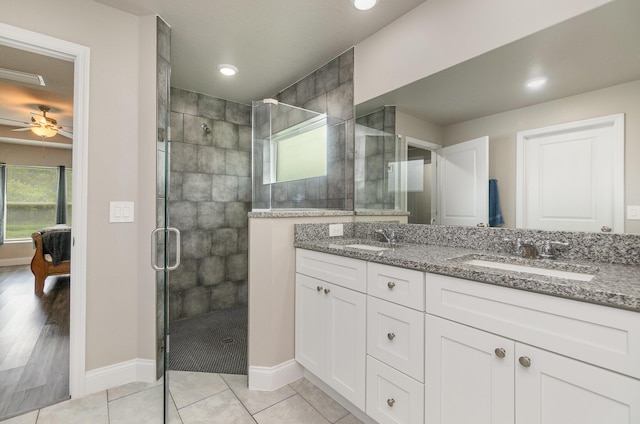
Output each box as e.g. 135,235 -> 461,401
168,306 -> 247,375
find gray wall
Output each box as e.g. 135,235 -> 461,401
269,48 -> 355,210
355,106 -> 397,210
168,87 -> 251,320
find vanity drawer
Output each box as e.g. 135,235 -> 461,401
296,249 -> 367,292
366,356 -> 424,424
367,296 -> 424,381
425,273 -> 640,379
368,262 -> 424,310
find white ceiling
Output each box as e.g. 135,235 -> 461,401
356,0 -> 640,126
94,0 -> 426,105
0,45 -> 74,145
0,0 -> 425,144
2,0 -> 638,146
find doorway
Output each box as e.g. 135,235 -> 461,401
0,22 -> 91,408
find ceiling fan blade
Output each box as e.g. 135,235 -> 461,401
11,127 -> 34,132
58,129 -> 73,138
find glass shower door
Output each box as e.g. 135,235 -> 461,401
151,16 -> 178,424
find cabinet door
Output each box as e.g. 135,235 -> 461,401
516,344 -> 640,424
325,282 -> 367,410
426,315 -> 514,424
295,273 -> 325,377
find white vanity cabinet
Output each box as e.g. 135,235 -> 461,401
426,274 -> 640,424
295,249 -> 367,410
296,247 -> 640,424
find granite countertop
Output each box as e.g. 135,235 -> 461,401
294,238 -> 640,312
248,210 -> 354,218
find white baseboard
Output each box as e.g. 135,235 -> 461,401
248,359 -> 303,391
0,257 -> 32,266
85,358 -> 156,395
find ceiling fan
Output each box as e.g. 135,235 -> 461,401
10,105 -> 73,139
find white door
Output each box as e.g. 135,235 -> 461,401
425,315 -> 514,424
516,343 -> 640,424
294,274 -> 325,377
325,282 -> 366,410
436,136 -> 489,226
516,114 -> 624,232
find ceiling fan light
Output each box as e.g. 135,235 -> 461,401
31,125 -> 58,138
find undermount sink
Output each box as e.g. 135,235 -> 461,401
343,244 -> 390,252
464,258 -> 595,282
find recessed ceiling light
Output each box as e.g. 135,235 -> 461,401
525,77 -> 547,89
350,0 -> 378,11
218,64 -> 238,76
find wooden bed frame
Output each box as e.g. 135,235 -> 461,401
31,231 -> 71,294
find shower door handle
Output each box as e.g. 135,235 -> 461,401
167,227 -> 181,271
151,227 -> 181,271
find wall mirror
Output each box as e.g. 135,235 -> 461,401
355,0 -> 640,233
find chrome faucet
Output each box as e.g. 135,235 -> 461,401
504,237 -> 539,258
375,229 -> 398,246
520,240 -> 540,259
539,240 -> 570,259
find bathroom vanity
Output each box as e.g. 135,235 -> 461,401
294,224 -> 640,424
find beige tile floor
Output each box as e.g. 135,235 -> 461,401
1,371 -> 365,424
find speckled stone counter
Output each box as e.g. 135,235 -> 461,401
294,237 -> 640,312
248,210 -> 354,218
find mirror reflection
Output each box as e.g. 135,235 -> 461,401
355,0 -> 640,233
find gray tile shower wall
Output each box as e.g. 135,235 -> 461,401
355,106 -> 397,210
271,48 -> 355,210
168,88 -> 250,320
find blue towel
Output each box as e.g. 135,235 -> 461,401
489,179 -> 504,227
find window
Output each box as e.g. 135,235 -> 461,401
4,165 -> 72,240
268,114 -> 328,183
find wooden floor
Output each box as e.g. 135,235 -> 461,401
0,265 -> 70,420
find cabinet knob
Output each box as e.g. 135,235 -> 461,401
387,398 -> 395,407
519,356 -> 532,367
387,281 -> 396,289
494,348 -> 506,358
387,332 -> 396,341
316,286 -> 322,292
324,288 -> 330,294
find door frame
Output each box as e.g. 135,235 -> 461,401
0,23 -> 90,398
515,114 -> 625,232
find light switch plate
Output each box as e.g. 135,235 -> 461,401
329,223 -> 344,237
627,205 -> 640,220
110,201 -> 135,223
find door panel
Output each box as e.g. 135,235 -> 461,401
516,343 -> 640,424
426,315 -> 514,424
294,274 -> 325,376
436,136 -> 489,226
516,114 -> 624,232
325,283 -> 366,409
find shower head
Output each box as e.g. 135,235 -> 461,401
201,123 -> 212,135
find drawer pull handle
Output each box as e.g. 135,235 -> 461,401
387,281 -> 396,289
324,288 -> 331,294
316,286 -> 322,292
387,332 -> 396,341
519,356 -> 532,367
387,398 -> 395,407
494,348 -> 506,358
